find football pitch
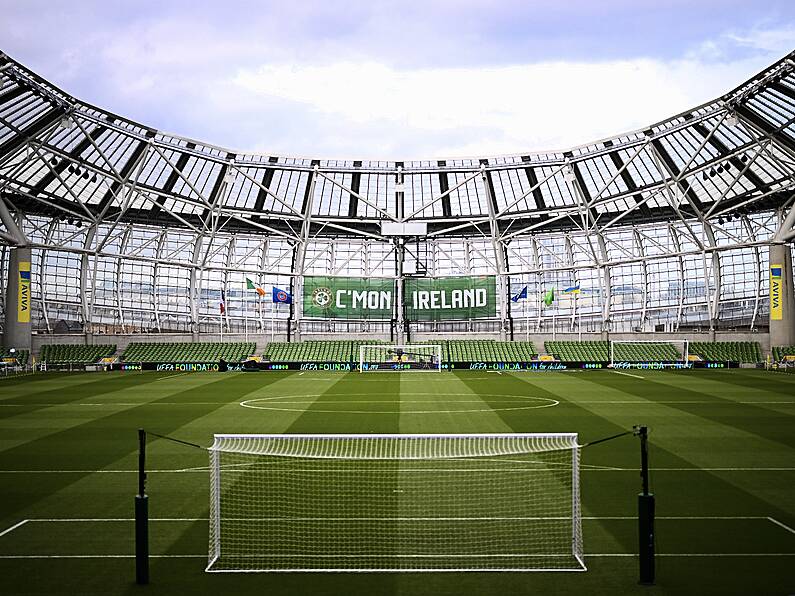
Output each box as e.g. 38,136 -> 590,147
0,369 -> 793,595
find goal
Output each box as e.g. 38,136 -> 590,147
206,433 -> 585,572
610,339 -> 689,368
359,344 -> 443,371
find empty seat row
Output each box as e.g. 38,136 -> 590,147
545,341 -> 680,362
690,342 -> 762,363
121,342 -> 255,363
266,340 -> 386,362
39,344 -> 116,364
545,341 -> 609,362
265,340 -> 537,363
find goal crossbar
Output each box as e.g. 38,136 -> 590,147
207,433 -> 585,573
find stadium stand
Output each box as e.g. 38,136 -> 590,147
545,341 -> 681,363
545,341 -> 609,362
264,340 -> 537,363
690,341 -> 762,363
612,342 -> 681,363
39,344 -> 116,364
265,340 -> 385,363
442,340 -> 536,362
772,345 -> 795,362
121,342 -> 255,363
0,347 -> 29,365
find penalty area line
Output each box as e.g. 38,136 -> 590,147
0,519 -> 28,538
768,517 -> 795,535
610,370 -> 645,379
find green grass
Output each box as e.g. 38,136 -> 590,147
0,369 -> 793,595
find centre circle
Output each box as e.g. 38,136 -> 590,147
239,393 -> 559,414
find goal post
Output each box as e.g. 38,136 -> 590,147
359,344 -> 443,372
610,339 -> 689,368
206,433 -> 585,573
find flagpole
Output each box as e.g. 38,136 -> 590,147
244,280 -> 249,343
271,301 -> 275,343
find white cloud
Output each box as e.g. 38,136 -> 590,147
725,24 -> 795,53
225,51 -> 780,159
20,18 -> 792,160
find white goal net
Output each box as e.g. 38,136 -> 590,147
610,339 -> 689,368
207,433 -> 585,573
359,344 -> 443,371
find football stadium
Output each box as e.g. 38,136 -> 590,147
1,36 -> 795,596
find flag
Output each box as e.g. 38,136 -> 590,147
246,277 -> 267,297
562,284 -> 581,295
511,285 -> 528,302
272,287 -> 292,304
543,287 -> 555,307
219,290 -> 226,315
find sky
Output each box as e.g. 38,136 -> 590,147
1,0 -> 793,160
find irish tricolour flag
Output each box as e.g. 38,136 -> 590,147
246,278 -> 267,297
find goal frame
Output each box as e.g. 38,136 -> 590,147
358,344 -> 443,372
609,339 -> 689,368
206,432 -> 586,573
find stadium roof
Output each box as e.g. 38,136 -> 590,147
0,50 -> 794,242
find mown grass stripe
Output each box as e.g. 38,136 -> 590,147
0,372 -> 295,524
583,371 -> 795,452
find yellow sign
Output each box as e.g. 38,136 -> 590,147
17,261 -> 31,323
770,263 -> 783,321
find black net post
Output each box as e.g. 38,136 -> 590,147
135,428 -> 149,585
635,425 -> 655,585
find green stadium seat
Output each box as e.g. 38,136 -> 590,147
121,342 -> 255,363
690,342 -> 762,363
39,344 -> 116,364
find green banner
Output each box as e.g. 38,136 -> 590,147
404,276 -> 497,321
303,276 -> 394,319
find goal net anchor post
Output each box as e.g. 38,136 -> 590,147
634,425 -> 655,585
135,428 -> 149,585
